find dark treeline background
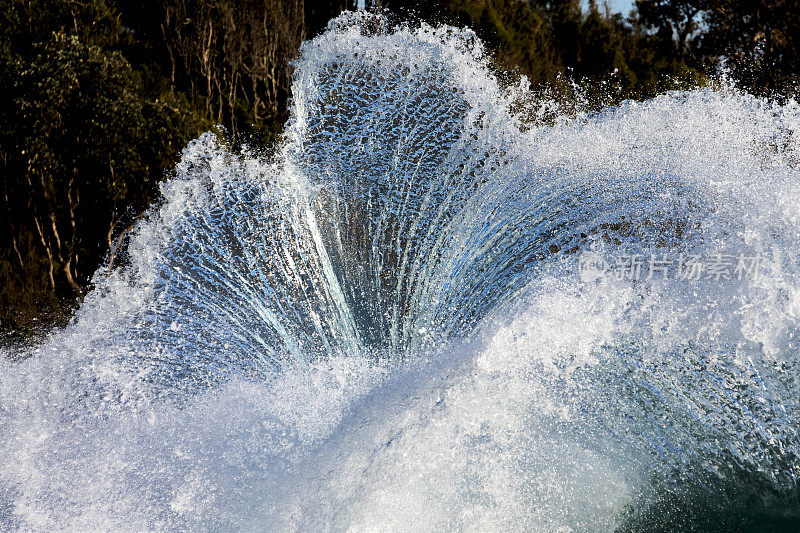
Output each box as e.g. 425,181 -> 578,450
1,0 -> 799,337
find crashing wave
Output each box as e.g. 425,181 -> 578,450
1,12 -> 799,531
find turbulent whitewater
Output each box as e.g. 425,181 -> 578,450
2,12 -> 800,531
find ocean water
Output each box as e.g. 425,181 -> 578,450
1,12 -> 799,531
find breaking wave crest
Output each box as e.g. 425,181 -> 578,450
2,12 -> 800,531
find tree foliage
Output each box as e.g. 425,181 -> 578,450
701,0 -> 800,96
0,1 -> 205,331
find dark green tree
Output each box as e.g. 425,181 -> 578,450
0,4 -> 204,332
636,0 -> 704,63
701,0 -> 800,96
